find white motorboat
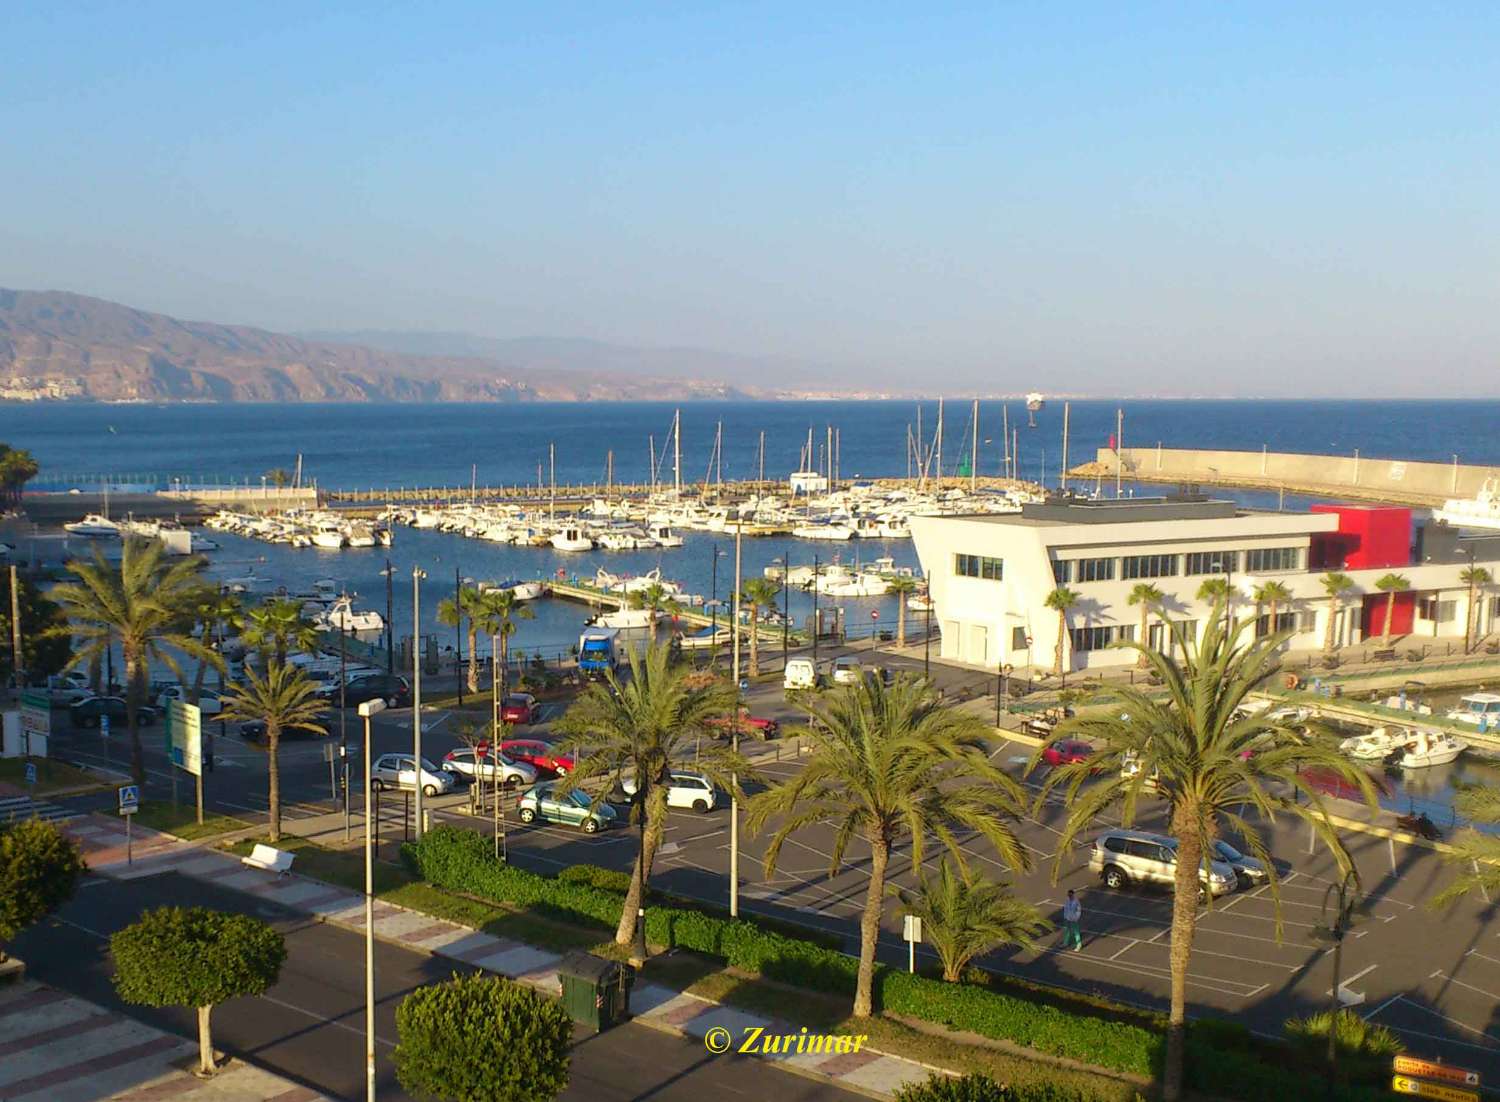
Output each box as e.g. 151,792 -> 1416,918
551,527 -> 594,552
877,518 -> 911,539
1394,730 -> 1466,769
316,597 -> 385,633
1339,726 -> 1411,760
483,579 -> 545,601
792,522 -> 856,541
907,593 -> 934,612
593,607 -> 657,629
675,625 -> 730,650
311,523 -> 346,549
346,524 -> 377,548
64,514 -> 121,538
222,569 -> 268,594
650,524 -> 684,548
820,571 -> 891,597
1435,477 -> 1500,531
1447,692 -> 1500,729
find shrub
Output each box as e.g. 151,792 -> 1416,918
0,818 -> 86,959
1190,1017 -> 1251,1051
558,864 -> 634,893
394,972 -> 571,1102
895,1073 -> 1137,1102
1284,1009 -> 1403,1060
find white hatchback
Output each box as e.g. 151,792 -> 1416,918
831,656 -> 864,685
371,753 -> 455,798
155,684 -> 223,716
620,771 -> 718,813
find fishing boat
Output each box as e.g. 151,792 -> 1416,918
1394,730 -> 1466,768
550,526 -> 594,552
316,596 -> 385,633
1339,726 -> 1411,760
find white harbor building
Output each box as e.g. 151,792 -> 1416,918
909,494 -> 1500,673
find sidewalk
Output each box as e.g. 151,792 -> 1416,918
0,979 -> 333,1102
61,813 -> 940,1100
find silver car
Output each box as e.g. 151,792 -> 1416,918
370,753 -> 454,798
1089,829 -> 1237,898
440,748 -> 537,787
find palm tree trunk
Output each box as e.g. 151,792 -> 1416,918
1163,811 -> 1204,1102
1054,611 -> 1066,677
1138,605 -> 1149,667
615,785 -> 667,945
1466,580 -> 1476,653
267,725 -> 281,842
500,630 -> 509,697
125,649 -> 145,787
197,1005 -> 215,1075
1268,599 -> 1279,639
87,652 -> 101,695
1324,597 -> 1339,654
748,608 -> 761,677
854,834 -> 890,1017
1382,591 -> 1396,645
896,600 -> 907,648
466,625 -> 479,693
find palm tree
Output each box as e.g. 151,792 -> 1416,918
242,598 -> 319,667
1254,580 -> 1293,640
1374,573 -> 1411,646
1461,566 -> 1492,654
48,538 -> 220,785
437,585 -> 486,694
188,588 -> 242,704
740,577 -> 782,677
1431,784 -> 1500,908
471,587 -> 534,697
886,576 -> 918,647
1043,586 -> 1079,678
1126,583 -> 1164,667
747,675 -> 1030,1017
1320,572 -> 1355,656
627,582 -> 681,619
219,662 -> 327,842
1035,597 -> 1377,1101
0,445 -> 40,508
553,644 -> 742,954
893,856 -> 1048,982
265,467 -> 293,488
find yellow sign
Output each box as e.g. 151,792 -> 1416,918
1392,1074 -> 1479,1102
1393,1057 -> 1480,1087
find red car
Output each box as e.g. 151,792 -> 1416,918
705,708 -> 780,741
500,738 -> 573,776
499,693 -> 542,726
1042,739 -> 1094,768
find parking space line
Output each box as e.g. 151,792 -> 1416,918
1431,970 -> 1500,1005
1109,939 -> 1138,960
1387,995 -> 1500,1046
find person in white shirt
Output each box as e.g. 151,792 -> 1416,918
1062,889 -> 1083,951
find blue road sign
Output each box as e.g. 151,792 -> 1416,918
24,762 -> 37,785
118,784 -> 140,814
101,714 -> 110,739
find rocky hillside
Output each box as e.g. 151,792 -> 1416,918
0,289 -> 750,402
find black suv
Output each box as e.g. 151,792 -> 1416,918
70,696 -> 158,728
323,673 -> 411,709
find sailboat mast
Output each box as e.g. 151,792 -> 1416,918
606,449 -> 613,493
935,398 -> 944,488
649,435 -> 656,494
716,421 -> 723,495
1115,408 -> 1124,498
758,430 -> 765,484
1060,401 -> 1070,493
970,398 -> 979,491
673,409 -> 682,496
1002,404 -> 1010,480
549,442 -> 556,521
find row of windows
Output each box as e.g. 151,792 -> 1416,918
1070,624 -> 1135,652
1049,545 -> 1305,584
954,553 -> 1004,580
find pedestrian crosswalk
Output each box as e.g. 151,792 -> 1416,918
0,795 -> 82,826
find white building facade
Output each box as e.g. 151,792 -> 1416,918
910,496 -> 1500,673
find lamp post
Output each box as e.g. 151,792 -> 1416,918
359,696 -> 387,1102
1314,868 -> 1362,1102
381,560 -> 394,675
412,566 -> 427,840
341,617 -> 350,841
730,519 -> 743,919
780,555 -> 790,670
811,553 -> 820,672
454,567 -> 464,707
923,571 -> 933,679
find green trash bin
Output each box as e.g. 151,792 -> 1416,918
557,951 -> 634,1032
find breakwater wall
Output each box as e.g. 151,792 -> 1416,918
1078,447 -> 1497,507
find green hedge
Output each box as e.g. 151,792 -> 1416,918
894,1072 -> 1137,1102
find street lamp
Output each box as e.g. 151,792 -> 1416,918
358,696 -> 388,1102
1313,868 -> 1363,1101
412,566 -> 427,840
380,561 -> 395,675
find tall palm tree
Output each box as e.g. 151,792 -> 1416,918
740,577 -> 782,677
1126,583 -> 1165,667
0,446 -> 40,508
553,644 -> 742,953
219,662 -> 327,842
1461,566 -> 1492,654
471,588 -> 534,696
1043,586 -> 1079,678
1035,598 -> 1377,1101
893,856 -> 1048,982
1320,572 -> 1355,655
747,676 -> 1030,1017
627,582 -> 681,619
1254,580 -> 1293,640
48,538 -> 220,785
242,598 -> 319,667
886,576 -> 918,647
1373,573 -> 1411,646
437,585 -> 486,693
188,588 -> 242,704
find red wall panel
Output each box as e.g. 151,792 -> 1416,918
1310,504 -> 1411,569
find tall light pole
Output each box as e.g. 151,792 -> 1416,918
412,566 -> 427,840
359,697 -> 387,1102
381,560 -> 394,675
779,554 -> 790,670
453,567 -> 464,707
729,518 -> 743,919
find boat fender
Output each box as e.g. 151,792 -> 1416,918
1283,672 -> 1301,691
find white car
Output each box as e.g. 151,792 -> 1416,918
155,684 -> 223,717
371,753 -> 455,798
440,748 -> 537,787
40,672 -> 93,705
784,658 -> 818,691
620,770 -> 718,813
831,656 -> 864,685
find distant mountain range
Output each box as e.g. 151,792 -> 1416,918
0,289 -> 767,403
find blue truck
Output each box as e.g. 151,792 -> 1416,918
577,628 -> 620,676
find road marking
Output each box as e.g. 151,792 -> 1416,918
1431,970 -> 1500,1005
1363,991 -> 1404,1021
258,993 -> 396,1048
1109,940 -> 1137,960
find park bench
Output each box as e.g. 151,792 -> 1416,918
241,844 -> 294,877
1371,648 -> 1397,663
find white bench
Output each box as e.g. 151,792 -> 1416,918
241,844 -> 294,877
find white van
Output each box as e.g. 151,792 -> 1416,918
784,658 -> 818,691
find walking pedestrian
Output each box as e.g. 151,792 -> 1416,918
1062,889 -> 1083,951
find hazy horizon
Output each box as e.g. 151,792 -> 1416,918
3,5 -> 1496,397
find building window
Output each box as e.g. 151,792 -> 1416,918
1244,546 -> 1302,572
1185,550 -> 1239,575
1011,626 -> 1029,651
1076,557 -> 1115,583
1298,611 -> 1318,631
1050,558 -> 1072,583
1070,625 -> 1118,652
1418,598 -> 1457,624
954,553 -> 1004,581
1256,611 -> 1298,637
1122,553 -> 1179,580
1117,624 -> 1136,643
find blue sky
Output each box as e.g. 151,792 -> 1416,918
2,3 -> 1495,395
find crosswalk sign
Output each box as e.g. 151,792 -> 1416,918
118,785 -> 140,815
24,762 -> 37,785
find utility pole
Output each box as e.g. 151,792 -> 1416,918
383,559 -> 395,675
412,566 -> 427,840
454,567 -> 464,708
8,564 -> 22,700
730,519 -> 743,918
